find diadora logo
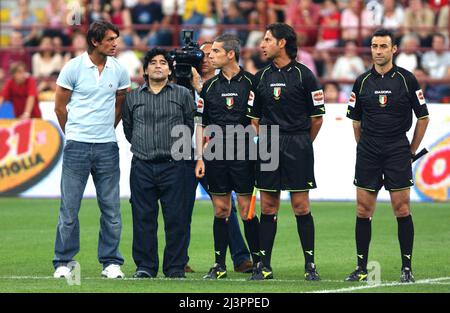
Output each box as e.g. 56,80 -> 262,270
414,134 -> 450,201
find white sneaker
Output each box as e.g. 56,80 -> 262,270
53,265 -> 71,278
101,264 -> 124,279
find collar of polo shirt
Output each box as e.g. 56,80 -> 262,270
82,52 -> 112,69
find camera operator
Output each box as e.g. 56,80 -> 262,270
183,42 -> 254,274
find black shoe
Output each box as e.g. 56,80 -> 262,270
345,267 -> 368,282
304,262 -> 320,281
133,270 -> 153,279
234,260 -> 254,273
203,263 -> 227,279
400,267 -> 415,283
168,271 -> 186,279
248,262 -> 273,280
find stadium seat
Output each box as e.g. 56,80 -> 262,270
0,101 -> 15,118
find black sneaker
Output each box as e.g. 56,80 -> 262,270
132,270 -> 153,279
203,263 -> 227,279
304,262 -> 320,281
345,267 -> 368,282
400,267 -> 415,283
248,262 -> 273,280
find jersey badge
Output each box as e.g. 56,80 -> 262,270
273,87 -> 281,100
226,97 -> 234,109
378,95 -> 388,107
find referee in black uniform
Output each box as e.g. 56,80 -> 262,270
345,29 -> 429,283
195,34 -> 261,279
122,48 -> 196,279
247,23 -> 325,280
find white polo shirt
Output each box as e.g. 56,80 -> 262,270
56,52 -> 131,143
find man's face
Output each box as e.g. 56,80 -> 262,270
260,30 -> 280,60
371,36 -> 397,67
200,43 -> 213,75
93,29 -> 118,56
13,66 -> 26,84
146,54 -> 171,82
209,41 -> 232,69
432,35 -> 446,54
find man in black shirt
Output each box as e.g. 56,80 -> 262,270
345,29 -> 429,283
122,48 -> 196,279
195,34 -> 261,279
247,23 -> 325,280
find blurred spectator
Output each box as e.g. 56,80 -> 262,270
0,31 -> 32,82
0,62 -> 42,119
88,0 -> 109,23
199,2 -> 219,42
245,10 -> 264,48
323,82 -> 347,103
428,0 -> 449,12
315,0 -> 341,51
131,0 -> 171,47
43,0 -> 70,46
296,34 -> 318,76
237,0 -> 256,17
403,0 -> 435,47
222,1 -> 248,44
243,45 -> 270,75
413,67 -> 440,102
421,33 -> 450,101
340,0 -> 377,44
437,4 -> 449,38
32,36 -> 64,92
116,37 -> 143,77
10,0 -> 40,47
395,33 -> 421,72
267,0 -> 287,23
106,0 -> 134,47
63,31 -> 87,64
331,40 -> 366,95
381,0 -> 405,39
286,0 -> 320,46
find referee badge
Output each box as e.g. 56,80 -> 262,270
273,87 -> 281,100
226,97 -> 234,109
378,95 -> 388,107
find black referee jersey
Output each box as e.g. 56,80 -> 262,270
346,65 -> 429,137
246,61 -> 325,133
197,68 -> 255,128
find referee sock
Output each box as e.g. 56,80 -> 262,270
295,212 -> 315,265
355,217 -> 372,270
397,215 -> 414,269
213,217 -> 229,267
243,217 -> 261,264
259,214 -> 277,269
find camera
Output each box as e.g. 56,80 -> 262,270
168,30 -> 204,85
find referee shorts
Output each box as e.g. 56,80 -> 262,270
256,132 -> 316,192
205,160 -> 255,195
355,134 -> 413,192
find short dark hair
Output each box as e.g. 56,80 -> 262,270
214,34 -> 241,62
142,48 -> 174,82
266,23 -> 298,60
86,21 -> 119,53
371,28 -> 396,46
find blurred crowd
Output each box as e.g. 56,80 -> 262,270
0,0 -> 449,103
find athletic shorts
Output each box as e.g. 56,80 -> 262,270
355,134 -> 413,191
204,160 -> 255,195
256,132 -> 316,192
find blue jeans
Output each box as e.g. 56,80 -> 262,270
53,140 -> 123,269
185,160 -> 251,268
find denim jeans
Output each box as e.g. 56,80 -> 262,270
53,140 -> 123,269
185,160 -> 251,268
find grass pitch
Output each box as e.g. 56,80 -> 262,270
0,198 -> 449,293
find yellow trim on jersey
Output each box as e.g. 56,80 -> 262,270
205,77 -> 219,94
209,192 -> 228,196
396,71 -> 409,93
243,74 -> 253,85
236,192 -> 253,196
355,185 -> 377,192
310,113 -> 325,117
359,73 -> 372,94
418,115 -> 429,120
257,66 -> 271,88
257,188 -> 279,193
389,186 -> 412,192
246,114 -> 260,120
287,189 -> 314,192
294,66 -> 303,84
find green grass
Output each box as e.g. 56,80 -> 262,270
0,198 -> 449,293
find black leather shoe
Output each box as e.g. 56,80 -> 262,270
133,270 -> 153,279
168,272 -> 186,279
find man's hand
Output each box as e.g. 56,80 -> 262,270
191,67 -> 203,94
195,159 -> 205,178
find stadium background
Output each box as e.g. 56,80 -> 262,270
0,0 -> 449,293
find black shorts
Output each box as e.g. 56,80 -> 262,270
256,132 -> 316,192
355,135 -> 413,191
205,160 -> 255,195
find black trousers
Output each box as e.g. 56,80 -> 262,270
130,156 -> 189,277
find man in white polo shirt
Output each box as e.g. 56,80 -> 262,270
53,21 -> 130,279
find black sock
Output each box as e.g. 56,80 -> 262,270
243,217 -> 261,264
259,214 -> 277,268
397,215 -> 414,269
355,217 -> 372,270
296,212 -> 315,265
213,217 -> 229,267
